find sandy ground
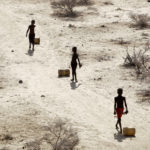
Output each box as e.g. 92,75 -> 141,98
0,0 -> 150,149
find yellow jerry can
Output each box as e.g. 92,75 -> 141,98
58,69 -> 70,77
123,127 -> 136,136
34,38 -> 40,44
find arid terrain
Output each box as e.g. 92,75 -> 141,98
0,0 -> 150,149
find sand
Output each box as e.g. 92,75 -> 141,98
0,0 -> 150,149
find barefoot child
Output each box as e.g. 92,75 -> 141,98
114,88 -> 128,133
26,20 -> 36,51
71,47 -> 82,82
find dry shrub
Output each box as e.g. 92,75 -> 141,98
43,119 -> 79,150
124,43 -> 150,75
130,13 -> 150,28
51,0 -> 77,17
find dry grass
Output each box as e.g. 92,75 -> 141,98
130,13 -> 150,29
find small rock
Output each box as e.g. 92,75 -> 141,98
97,77 -> 102,80
68,24 -> 75,28
11,50 -> 14,52
101,25 -> 106,28
19,80 -> 23,84
41,95 -> 45,98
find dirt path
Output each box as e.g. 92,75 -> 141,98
0,0 -> 150,150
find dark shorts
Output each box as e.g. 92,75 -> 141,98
29,34 -> 35,44
71,62 -> 77,73
116,108 -> 124,119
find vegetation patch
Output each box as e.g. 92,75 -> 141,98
130,13 -> 150,29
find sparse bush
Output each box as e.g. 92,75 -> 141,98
124,43 -> 150,75
51,0 -> 77,17
130,13 -> 150,28
43,119 -> 79,150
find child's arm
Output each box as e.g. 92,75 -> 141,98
114,98 -> 116,115
77,55 -> 82,68
26,26 -> 30,37
124,98 -> 128,114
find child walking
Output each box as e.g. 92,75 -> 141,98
71,47 -> 82,82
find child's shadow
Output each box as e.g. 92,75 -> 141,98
27,49 -> 34,56
70,82 -> 81,90
114,132 -> 135,142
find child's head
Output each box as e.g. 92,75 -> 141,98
72,47 -> 77,53
117,88 -> 123,95
31,20 -> 35,25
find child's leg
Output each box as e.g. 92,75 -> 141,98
32,43 -> 34,51
75,71 -> 77,82
118,118 -> 122,133
71,72 -> 74,81
71,65 -> 74,81
29,42 -> 31,49
116,120 -> 119,129
74,64 -> 77,82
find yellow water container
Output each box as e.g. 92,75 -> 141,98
58,69 -> 70,77
34,38 -> 40,44
123,127 -> 136,136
